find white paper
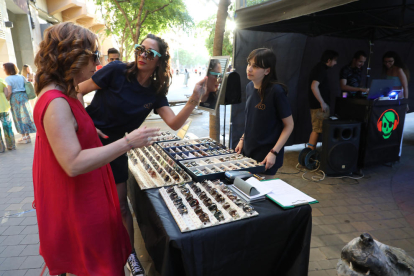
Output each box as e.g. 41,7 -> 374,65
244,177 -> 273,199
263,179 -> 316,207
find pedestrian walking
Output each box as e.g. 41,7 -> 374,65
184,68 -> 190,87
33,22 -> 159,276
3,62 -> 36,144
0,78 -> 15,152
22,64 -> 37,110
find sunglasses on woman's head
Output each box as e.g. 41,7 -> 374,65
134,44 -> 162,60
91,50 -> 101,63
209,71 -> 222,79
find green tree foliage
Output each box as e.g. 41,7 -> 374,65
96,0 -> 193,60
171,48 -> 209,69
197,15 -> 233,57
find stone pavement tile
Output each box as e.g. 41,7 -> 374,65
367,220 -> 391,230
1,270 -> 28,276
308,261 -> 322,271
361,204 -> 381,212
6,197 -> 26,204
19,255 -> 44,269
317,216 -> 341,225
370,229 -> 393,242
311,208 -> 324,217
317,259 -> 336,270
382,218 -> 406,229
325,269 -> 339,276
319,234 -> 346,246
19,217 -> 37,226
337,233 -> 359,244
0,245 -> 26,257
308,270 -> 330,276
344,198 -> 361,205
321,225 -> 340,234
312,225 -> 328,236
7,187 -> 24,193
6,191 -> 27,199
309,248 -> 327,262
333,206 -> 352,214
20,197 -> 34,204
0,217 -> 25,226
22,203 -> 34,210
348,213 -> 370,222
364,211 -> 384,220
0,256 -> 27,270
1,235 -> 26,246
20,244 -> 39,256
336,223 -> 357,233
25,268 -> 45,276
2,225 -> 26,235
20,234 -> 39,245
311,236 -> 326,248
350,222 -> 373,232
347,205 -> 365,213
0,226 -> 8,235
387,239 -> 414,252
319,245 -> 343,260
402,227 -> 414,238
21,225 -> 38,235
377,203 -> 400,211
318,208 -> 337,216
387,228 -> 411,239
5,204 -> 24,211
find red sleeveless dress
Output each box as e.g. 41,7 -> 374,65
32,90 -> 131,275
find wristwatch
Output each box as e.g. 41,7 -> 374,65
270,148 -> 279,156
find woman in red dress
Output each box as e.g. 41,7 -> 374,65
32,22 -> 159,275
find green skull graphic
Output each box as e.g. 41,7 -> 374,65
381,111 -> 396,139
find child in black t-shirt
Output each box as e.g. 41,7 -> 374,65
235,48 -> 294,178
307,50 -> 338,150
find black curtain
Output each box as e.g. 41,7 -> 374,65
231,29 -> 414,148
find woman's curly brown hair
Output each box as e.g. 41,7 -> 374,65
125,34 -> 172,96
34,22 -> 99,98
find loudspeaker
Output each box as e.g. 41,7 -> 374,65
218,71 -> 242,105
320,120 -> 361,176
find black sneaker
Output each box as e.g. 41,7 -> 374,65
127,252 -> 145,276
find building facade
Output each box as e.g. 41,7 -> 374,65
0,0 -> 114,79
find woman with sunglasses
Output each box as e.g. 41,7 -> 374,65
77,33 -> 206,276
235,48 -> 294,178
200,59 -> 222,108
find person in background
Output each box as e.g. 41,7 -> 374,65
22,64 -> 37,109
33,22 -> 159,276
340,51 -> 369,97
107,47 -> 121,63
383,51 -> 409,110
235,48 -> 294,178
0,78 -> 15,152
77,34 -> 207,276
183,68 -> 190,87
200,59 -> 222,107
21,64 -> 35,82
3,62 -> 36,144
307,50 -> 338,150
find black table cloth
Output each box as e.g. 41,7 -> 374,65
127,171 -> 312,276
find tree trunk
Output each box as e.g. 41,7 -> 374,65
209,0 -> 230,142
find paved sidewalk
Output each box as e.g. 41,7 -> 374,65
1,111 -> 413,275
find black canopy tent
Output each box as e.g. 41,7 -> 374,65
231,0 -> 414,147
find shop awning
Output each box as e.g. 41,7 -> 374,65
235,0 -> 414,41
235,0 -> 357,30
